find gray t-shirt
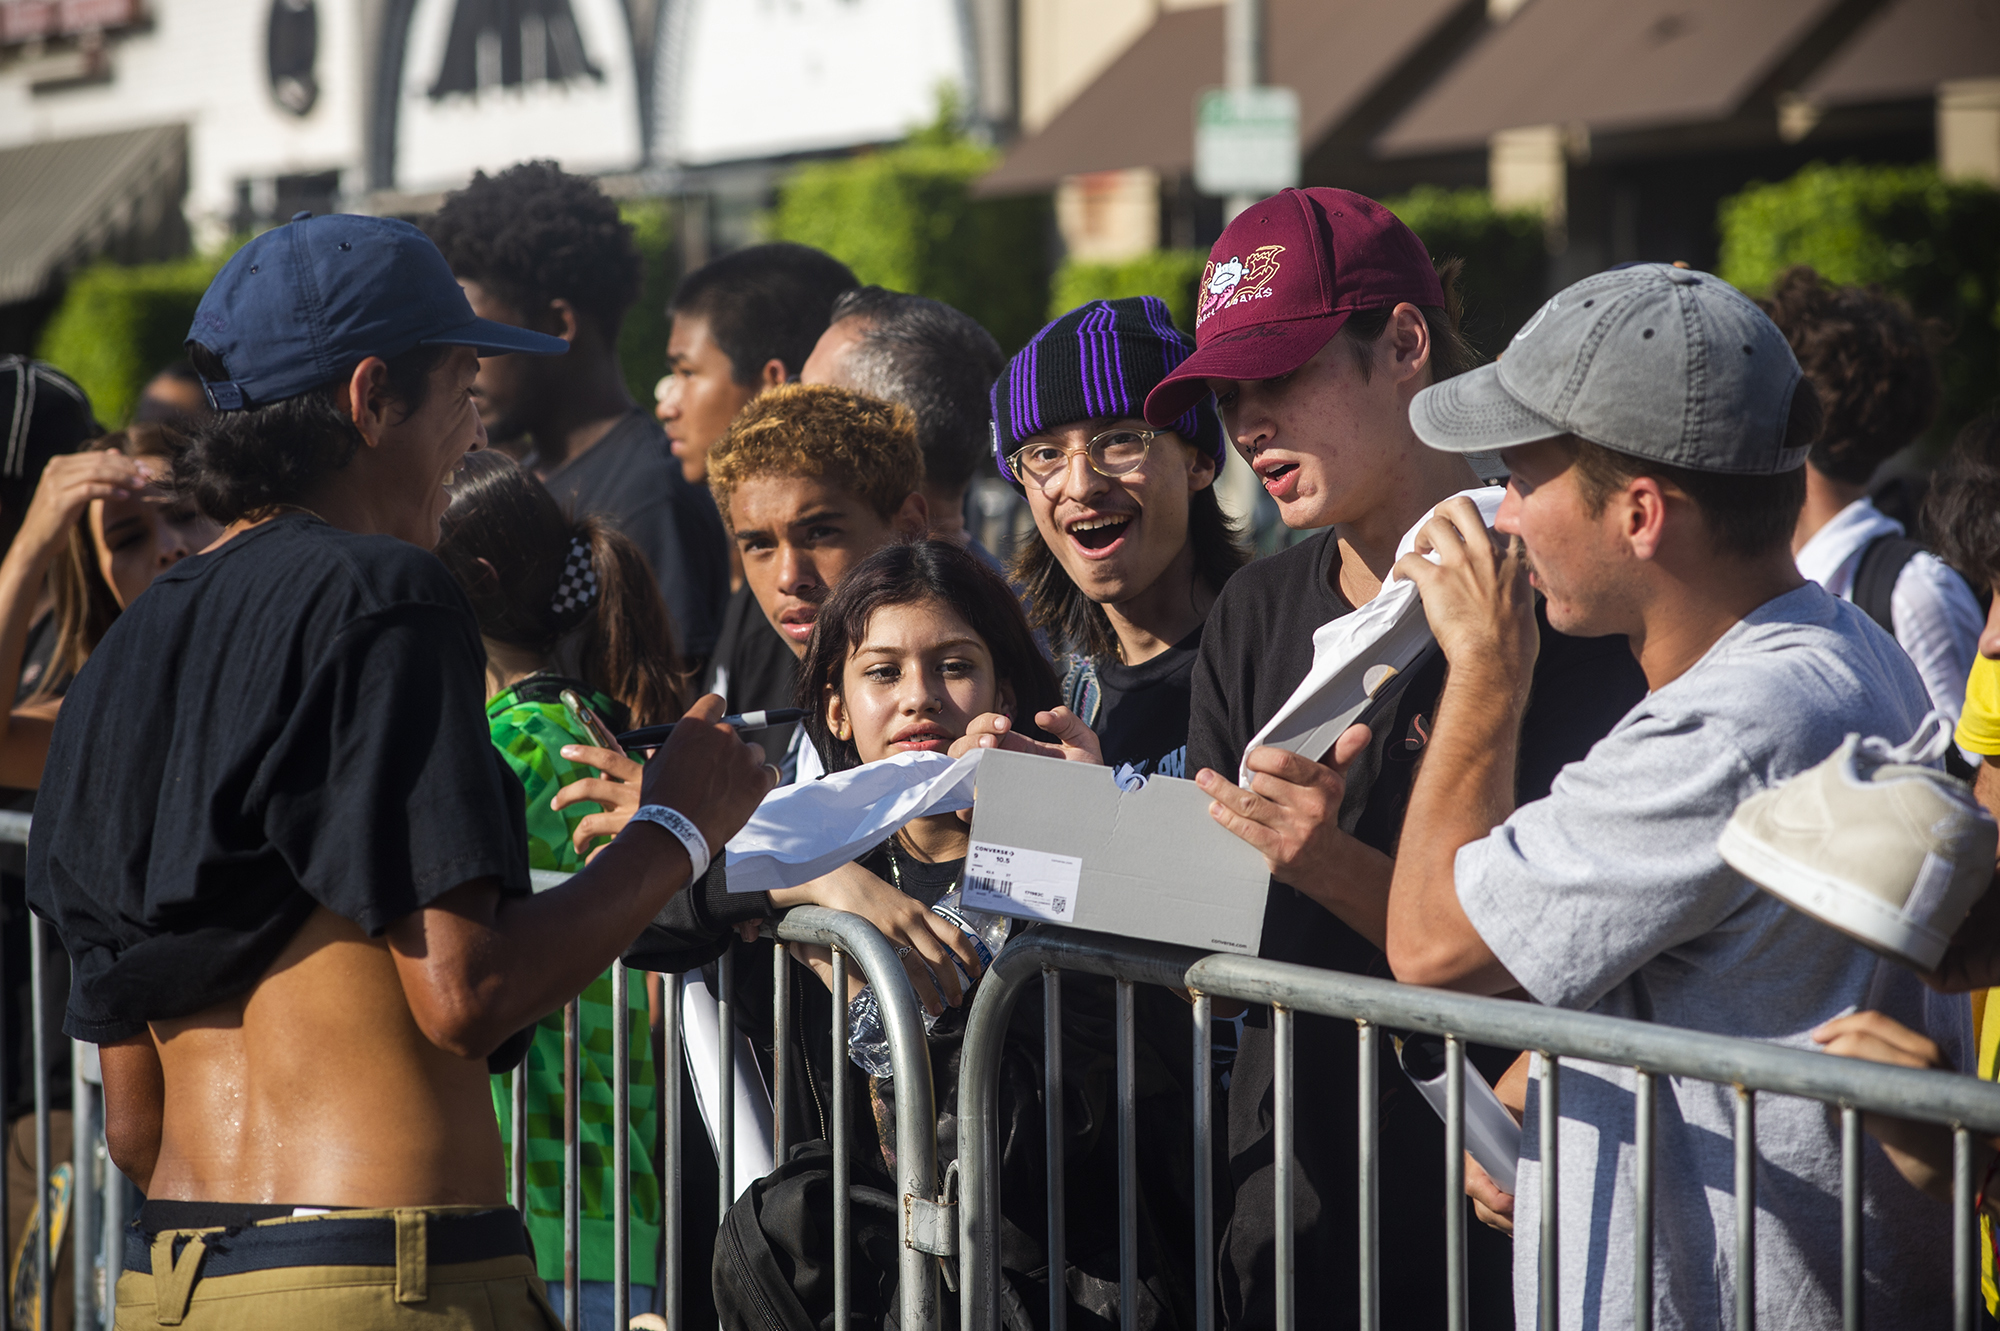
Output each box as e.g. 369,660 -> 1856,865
1457,582 -> 1973,1330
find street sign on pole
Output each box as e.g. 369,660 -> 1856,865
1194,86 -> 1300,198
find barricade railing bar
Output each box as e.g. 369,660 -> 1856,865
9,837 -> 942,1331
957,926 -> 2000,1331
25,803 -> 1999,1331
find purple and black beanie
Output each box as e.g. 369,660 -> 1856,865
991,296 -> 1225,487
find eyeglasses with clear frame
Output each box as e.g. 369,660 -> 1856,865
1008,426 -> 1163,491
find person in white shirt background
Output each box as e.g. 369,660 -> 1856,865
1768,266 -> 1984,759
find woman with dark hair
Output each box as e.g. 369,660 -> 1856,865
649,539 -> 1193,1327
432,448 -> 686,1328
994,297 -> 1249,782
770,538 -> 1060,1007
594,537 -> 1063,1003
435,448 -> 687,729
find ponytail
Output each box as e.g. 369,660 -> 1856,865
435,450 -> 689,728
573,517 -> 688,727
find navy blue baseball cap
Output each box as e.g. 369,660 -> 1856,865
186,211 -> 567,411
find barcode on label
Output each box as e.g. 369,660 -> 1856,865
968,873 -> 1013,898
964,841 -> 1081,923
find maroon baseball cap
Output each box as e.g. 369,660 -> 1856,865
1143,187 -> 1444,426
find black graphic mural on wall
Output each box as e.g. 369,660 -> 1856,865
267,0 -> 318,115
427,0 -> 603,98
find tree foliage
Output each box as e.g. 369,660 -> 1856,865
1049,250 -> 1207,331
771,105 -> 1051,352
1718,161 -> 2000,439
1381,185 -> 1548,360
616,198 -> 677,407
36,250 -> 228,425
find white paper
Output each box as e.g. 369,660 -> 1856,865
1241,487 -> 1505,785
724,749 -> 984,893
679,973 -> 775,1203
963,840 -> 1083,922
1400,1040 -> 1522,1194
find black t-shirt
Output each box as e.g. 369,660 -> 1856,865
1083,623 -> 1202,780
1188,524 -> 1647,1329
1188,525 -> 1646,957
543,410 -> 731,661
28,514 -> 532,1043
704,582 -> 802,761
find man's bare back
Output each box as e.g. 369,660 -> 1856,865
113,905 -> 507,1207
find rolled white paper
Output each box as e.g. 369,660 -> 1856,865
1397,1033 -> 1522,1195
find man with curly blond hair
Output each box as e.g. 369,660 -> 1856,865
706,383 -> 927,780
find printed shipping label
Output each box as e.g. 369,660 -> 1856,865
963,840 -> 1082,923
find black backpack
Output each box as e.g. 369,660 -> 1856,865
1851,536 -> 1930,636
1852,535 -> 1982,781
712,1139 -> 914,1331
712,974 -> 1202,1331
712,1141 -> 1040,1331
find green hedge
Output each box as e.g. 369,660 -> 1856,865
36,250 -> 229,426
1047,188 -> 1546,355
616,198 -> 677,407
39,202 -> 677,426
1048,249 -> 1207,330
770,110 -> 1051,352
1381,186 -> 1547,359
1718,162 -> 2000,439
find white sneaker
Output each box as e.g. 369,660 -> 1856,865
1718,713 -> 1997,970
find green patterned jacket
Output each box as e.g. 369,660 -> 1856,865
485,676 -> 660,1285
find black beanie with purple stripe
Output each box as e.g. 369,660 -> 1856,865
990,297 -> 1225,487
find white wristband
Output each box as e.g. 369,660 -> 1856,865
629,805 -> 711,882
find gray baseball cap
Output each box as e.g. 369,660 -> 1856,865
1410,263 -> 1807,474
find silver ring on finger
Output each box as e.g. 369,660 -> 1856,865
896,944 -> 915,959
762,763 -> 782,785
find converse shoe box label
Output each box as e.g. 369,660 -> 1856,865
965,748 -> 1271,954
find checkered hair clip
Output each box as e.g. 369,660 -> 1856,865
550,535 -> 599,623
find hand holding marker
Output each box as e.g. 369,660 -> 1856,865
617,708 -> 807,750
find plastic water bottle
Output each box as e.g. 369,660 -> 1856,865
846,889 -> 1012,1077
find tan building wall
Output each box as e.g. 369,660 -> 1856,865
1939,79 -> 2000,185
1017,0 -> 1221,135
1019,1 -> 1222,263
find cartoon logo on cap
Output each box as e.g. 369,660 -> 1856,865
1197,246 -> 1285,328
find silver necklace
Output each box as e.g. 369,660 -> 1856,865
885,834 -> 958,898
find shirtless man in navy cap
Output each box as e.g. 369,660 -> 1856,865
28,214 -> 774,1328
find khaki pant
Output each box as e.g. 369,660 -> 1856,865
113,1207 -> 561,1331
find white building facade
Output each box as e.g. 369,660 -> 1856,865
0,0 -> 1004,304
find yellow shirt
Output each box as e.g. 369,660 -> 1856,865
1956,656 -> 2000,757
1980,988 -> 1999,1313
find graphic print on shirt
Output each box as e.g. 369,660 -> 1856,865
1114,744 -> 1186,782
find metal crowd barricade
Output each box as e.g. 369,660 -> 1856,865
957,925 -> 2000,1331
5,831 -> 943,1331
460,879 -> 953,1331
